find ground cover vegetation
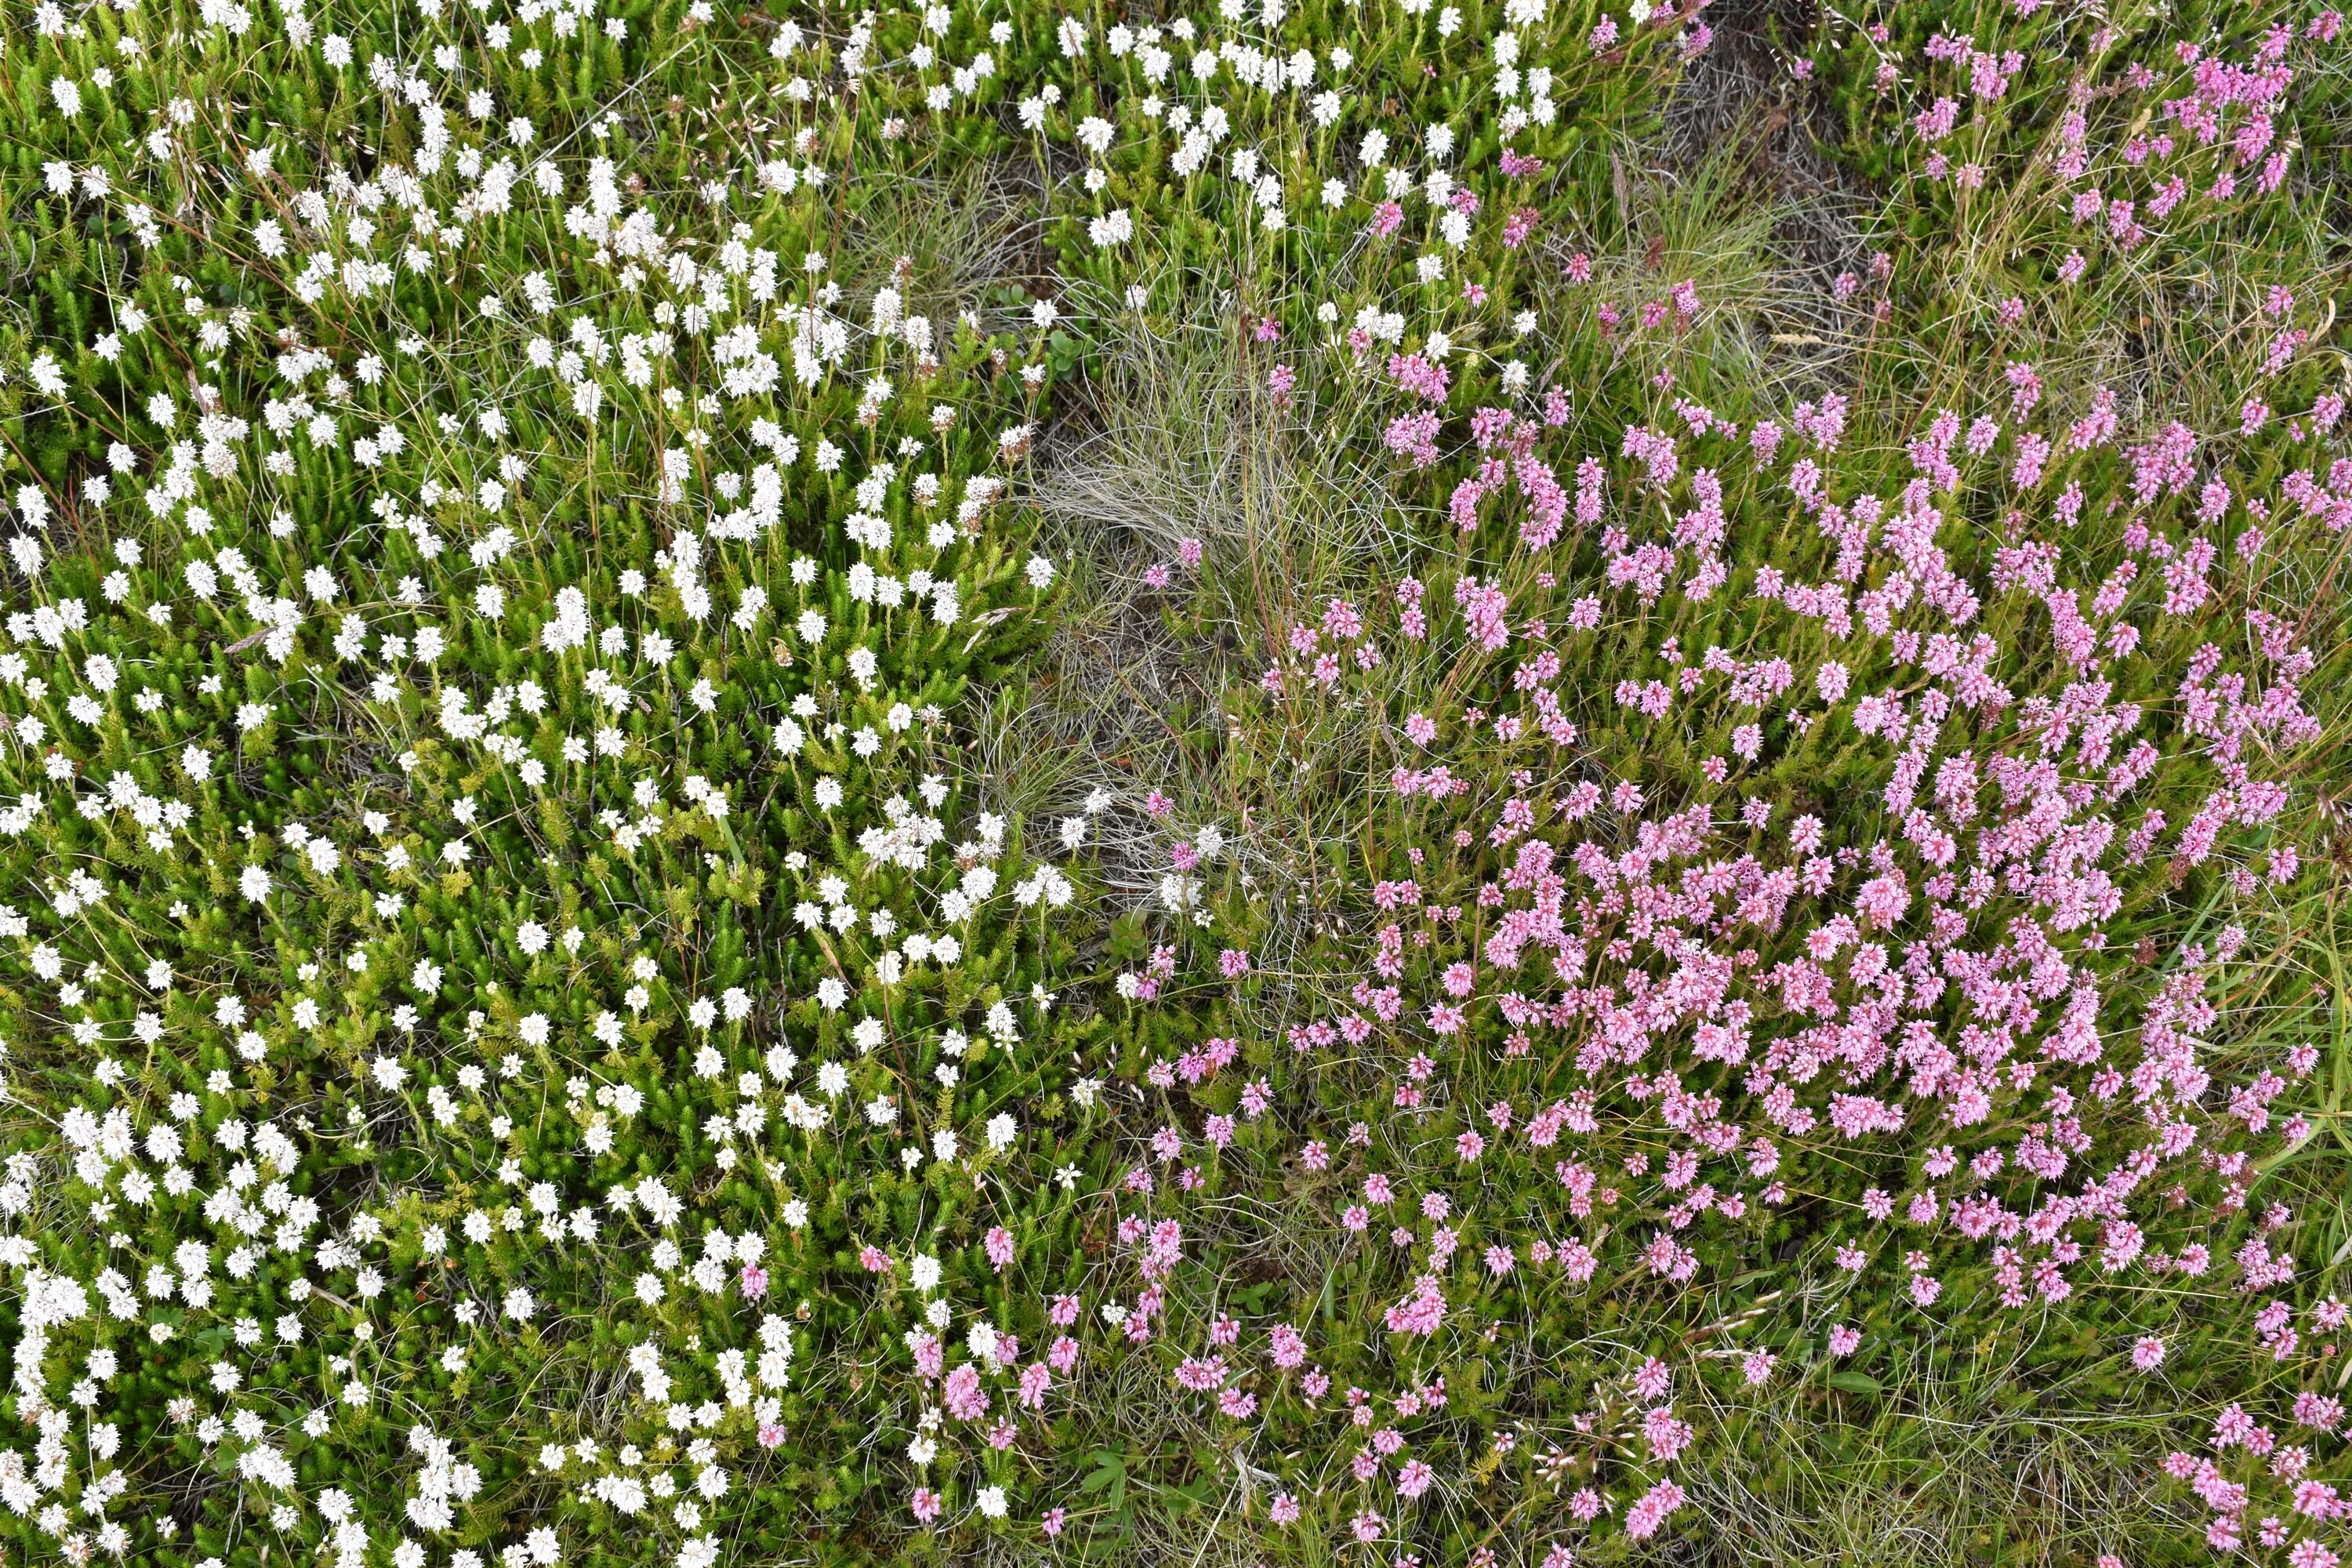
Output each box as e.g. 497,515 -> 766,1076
2,0 -> 2350,1558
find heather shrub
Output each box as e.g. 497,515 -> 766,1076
0,0 -> 2345,1560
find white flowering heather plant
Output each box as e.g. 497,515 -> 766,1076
0,0 -> 2348,1558
0,0 -> 1141,1559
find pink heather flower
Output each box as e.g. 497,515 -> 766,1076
943,1364 -> 988,1421
2293,1480 -> 2340,1519
758,1423 -> 786,1450
1218,948 -> 1251,978
1828,1325 -> 1863,1357
1041,1508 -> 1065,1537
911,1487 -> 942,1523
1387,352 -> 1451,402
1384,1275 -> 1447,1335
1270,1494 -> 1301,1525
1643,1405 -> 1693,1462
1385,409 -> 1444,468
739,1263 -> 768,1299
2293,1392 -> 2344,1432
2132,1337 -> 2167,1370
1624,1479 -> 1686,1539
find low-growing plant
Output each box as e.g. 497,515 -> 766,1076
0,0 -> 2346,1560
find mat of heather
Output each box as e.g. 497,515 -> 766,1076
1,0 -> 2349,1562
